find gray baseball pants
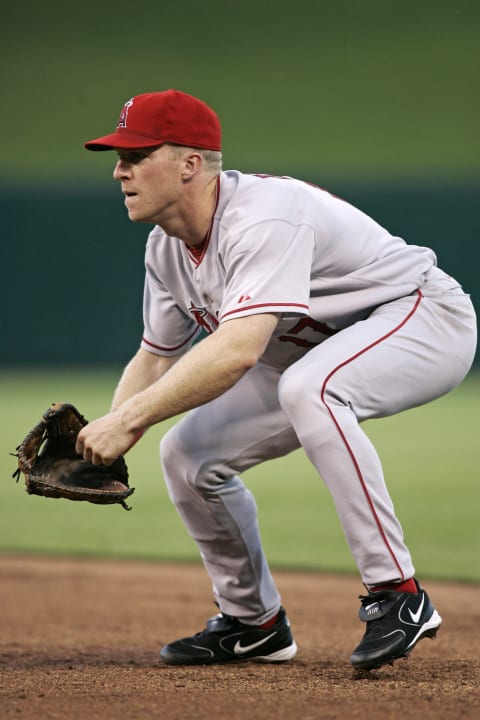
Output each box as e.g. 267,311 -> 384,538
160,280 -> 476,624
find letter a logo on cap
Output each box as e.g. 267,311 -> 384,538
117,98 -> 134,129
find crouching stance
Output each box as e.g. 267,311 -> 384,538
80,89 -> 477,669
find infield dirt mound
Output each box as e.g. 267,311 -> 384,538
0,555 -> 479,719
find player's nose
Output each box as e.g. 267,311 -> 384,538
113,158 -> 132,181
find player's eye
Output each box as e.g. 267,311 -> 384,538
118,151 -> 148,164
131,152 -> 148,163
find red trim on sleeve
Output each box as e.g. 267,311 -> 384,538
220,302 -> 309,321
142,326 -> 200,352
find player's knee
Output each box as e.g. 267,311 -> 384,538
159,425 -> 176,473
278,365 -> 298,412
160,426 -> 223,502
278,362 -> 349,429
278,362 -> 321,418
160,426 -> 192,501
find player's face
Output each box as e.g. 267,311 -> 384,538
113,145 -> 184,224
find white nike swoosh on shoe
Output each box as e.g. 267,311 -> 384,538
408,595 -> 425,624
233,632 -> 277,655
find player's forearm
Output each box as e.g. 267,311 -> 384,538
117,314 -> 278,431
110,348 -> 179,411
117,337 -> 250,429
76,314 -> 278,466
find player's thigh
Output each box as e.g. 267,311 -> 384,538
281,292 -> 475,420
161,360 -> 300,474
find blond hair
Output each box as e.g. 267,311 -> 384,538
166,144 -> 222,175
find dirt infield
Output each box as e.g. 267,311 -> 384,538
0,555 -> 479,719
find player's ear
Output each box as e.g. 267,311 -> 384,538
181,151 -> 203,180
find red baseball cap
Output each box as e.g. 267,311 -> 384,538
84,89 -> 222,152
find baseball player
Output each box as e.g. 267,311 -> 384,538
78,89 -> 477,670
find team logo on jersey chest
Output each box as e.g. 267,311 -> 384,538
188,301 -> 219,334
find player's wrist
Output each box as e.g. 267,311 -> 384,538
115,403 -> 148,437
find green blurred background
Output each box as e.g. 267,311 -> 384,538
1,0 -> 479,580
2,0 -> 479,366
2,0 -> 479,182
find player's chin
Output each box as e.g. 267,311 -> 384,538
125,207 -> 151,223
124,196 -> 143,220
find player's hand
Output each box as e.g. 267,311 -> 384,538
76,412 -> 143,465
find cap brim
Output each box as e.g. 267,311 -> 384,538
84,131 -> 165,152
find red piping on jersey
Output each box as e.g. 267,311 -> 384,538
320,290 -> 424,581
142,326 -> 200,352
221,302 -> 309,321
185,176 -> 221,267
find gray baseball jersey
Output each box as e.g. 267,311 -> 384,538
143,172 -> 442,362
141,171 -> 477,623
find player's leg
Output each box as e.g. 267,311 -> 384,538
160,359 -> 299,625
277,289 -> 476,587
277,287 -> 476,669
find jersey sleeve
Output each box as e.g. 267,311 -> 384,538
141,248 -> 201,357
219,220 -> 314,322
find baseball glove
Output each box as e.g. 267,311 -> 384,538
12,403 -> 134,510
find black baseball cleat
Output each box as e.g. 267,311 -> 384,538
160,606 -> 297,665
350,579 -> 442,670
